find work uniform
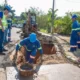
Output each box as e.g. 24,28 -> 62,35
70,20 -> 80,52
76,23 -> 80,48
7,19 -> 12,42
16,37 -> 43,63
0,12 -> 8,51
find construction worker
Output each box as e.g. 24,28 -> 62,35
70,14 -> 80,52
0,5 -> 11,54
16,33 -> 43,64
7,13 -> 12,42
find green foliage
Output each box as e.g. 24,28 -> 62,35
19,7 -> 80,35
40,29 -> 47,33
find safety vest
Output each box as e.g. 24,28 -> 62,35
0,14 -> 8,30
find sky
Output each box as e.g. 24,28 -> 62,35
0,0 -> 80,16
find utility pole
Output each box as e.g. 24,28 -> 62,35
5,0 -> 7,6
51,0 -> 55,33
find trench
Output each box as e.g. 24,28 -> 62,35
34,42 -> 68,65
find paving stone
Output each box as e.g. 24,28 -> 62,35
0,68 -> 6,80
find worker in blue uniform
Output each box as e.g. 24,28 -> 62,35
4,8 -> 12,44
70,14 -> 80,52
16,33 -> 43,64
7,17 -> 12,42
0,5 -> 11,54
76,22 -> 80,49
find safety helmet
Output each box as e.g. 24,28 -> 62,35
4,5 -> 11,12
29,33 -> 37,43
72,14 -> 78,19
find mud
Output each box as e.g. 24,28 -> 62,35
20,64 -> 32,70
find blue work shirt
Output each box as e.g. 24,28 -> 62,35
16,37 -> 43,54
72,20 -> 79,34
0,12 -> 3,19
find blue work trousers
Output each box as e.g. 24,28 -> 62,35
25,50 -> 37,63
0,29 -> 4,52
8,28 -> 11,42
4,28 -> 8,44
70,32 -> 78,52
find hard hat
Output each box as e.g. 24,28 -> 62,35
29,33 -> 37,43
4,5 -> 11,12
72,14 -> 78,19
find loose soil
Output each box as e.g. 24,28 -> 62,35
34,43 -> 68,65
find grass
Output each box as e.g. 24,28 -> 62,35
40,29 -> 47,33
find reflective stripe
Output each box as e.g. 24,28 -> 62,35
18,44 -> 22,47
72,28 -> 80,31
70,45 -> 77,47
30,55 -> 35,59
38,47 -> 42,50
0,26 -> 2,29
25,46 -> 31,51
27,49 -> 31,51
77,41 -> 80,43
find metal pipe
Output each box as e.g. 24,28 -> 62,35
5,0 -> 7,5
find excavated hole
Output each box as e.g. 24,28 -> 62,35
34,43 -> 57,64
34,41 -> 68,64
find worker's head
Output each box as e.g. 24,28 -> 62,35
4,5 -> 11,15
29,33 -> 37,43
72,14 -> 78,22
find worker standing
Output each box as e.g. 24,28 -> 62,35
70,14 -> 80,52
0,5 -> 11,54
16,33 -> 43,64
7,13 -> 12,42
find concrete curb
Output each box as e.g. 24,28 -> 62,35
54,36 -> 79,64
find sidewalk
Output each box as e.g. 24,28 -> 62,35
54,34 -> 80,64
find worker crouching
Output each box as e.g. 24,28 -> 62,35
16,33 -> 43,65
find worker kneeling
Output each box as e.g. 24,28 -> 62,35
16,33 -> 43,64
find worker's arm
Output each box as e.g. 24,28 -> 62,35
37,41 -> 43,54
0,12 -> 4,31
16,38 -> 27,51
37,40 -> 43,63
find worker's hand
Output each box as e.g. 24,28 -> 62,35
2,28 -> 4,32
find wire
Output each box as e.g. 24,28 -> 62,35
66,0 -> 80,3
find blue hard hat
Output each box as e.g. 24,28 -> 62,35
29,33 -> 37,43
72,14 -> 78,19
4,5 -> 11,12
